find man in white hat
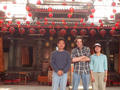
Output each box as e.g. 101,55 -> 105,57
89,43 -> 108,90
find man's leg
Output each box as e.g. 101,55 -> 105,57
81,73 -> 90,90
98,72 -> 106,90
59,73 -> 68,90
72,72 -> 80,90
52,71 -> 60,90
92,72 -> 98,90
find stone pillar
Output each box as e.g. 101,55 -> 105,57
15,43 -> 21,70
8,40 -> 14,70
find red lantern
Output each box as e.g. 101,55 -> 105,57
71,29 -> 77,36
49,13 -> 53,18
29,28 -> 35,34
3,6 -> 7,10
27,25 -> 30,28
113,9 -> 116,13
52,22 -> 55,25
112,2 -> 116,6
44,21 -> 48,25
65,26 -> 68,29
91,9 -> 95,13
62,3 -> 67,6
69,7 -> 74,12
100,29 -> 106,37
48,7 -> 52,12
8,21 -> 12,24
37,0 -> 41,5
1,27 -> 8,32
100,23 -> 103,27
99,19 -> 102,23
36,21 -> 40,25
91,23 -> 94,26
49,25 -> 52,29
80,29 -> 87,35
90,14 -> 94,18
28,12 -> 32,17
49,29 -> 56,36
9,27 -> 15,34
59,29 -> 66,36
68,14 -> 72,18
0,20 -> 3,24
90,29 -> 96,36
112,27 -> 115,30
110,15 -> 114,18
80,18 -> 84,23
75,22 -> 78,26
17,21 -> 20,25
37,25 -> 41,28
97,26 -> 100,30
44,17 -> 48,21
39,28 -> 46,35
109,30 -> 116,36
82,23 -> 86,26
26,6 -> 30,11
115,23 -> 119,27
19,28 -> 25,34
63,22 -> 67,25
26,21 -> 30,24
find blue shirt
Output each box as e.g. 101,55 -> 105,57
89,54 -> 108,72
50,50 -> 71,73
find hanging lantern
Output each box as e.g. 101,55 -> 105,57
48,7 -> 52,12
110,15 -> 114,18
68,14 -> 72,18
36,21 -> 40,25
115,23 -> 119,27
9,27 -> 15,34
28,12 -> 32,17
39,28 -> 46,35
71,29 -> 77,36
27,25 -> 30,28
112,2 -> 116,6
90,29 -> 96,36
90,14 -> 94,18
99,19 -> 102,23
112,27 -> 115,30
80,29 -> 87,35
59,29 -> 66,36
45,42 -> 50,47
100,23 -> 104,27
19,27 -> 25,34
62,2 -> 67,6
49,36 -> 53,41
17,21 -> 21,25
37,0 -> 41,5
80,18 -> 84,23
82,22 -> 86,26
49,13 -> 53,18
49,29 -> 56,36
65,25 -> 68,29
44,17 -> 48,21
69,7 -> 74,12
71,43 -> 75,48
26,21 -> 30,24
26,6 -> 30,11
75,22 -> 78,26
52,21 -> 55,25
100,29 -> 106,37
67,36 -> 71,41
91,8 -> 95,13
3,5 -> 7,10
1,27 -> 8,32
29,28 -> 35,34
8,21 -> 12,24
44,21 -> 48,25
37,25 -> 41,28
91,22 -> 94,26
113,9 -> 116,13
97,26 -> 100,30
109,30 -> 116,36
0,20 -> 3,24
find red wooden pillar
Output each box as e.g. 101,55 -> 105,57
0,37 -> 4,72
118,39 -> 120,73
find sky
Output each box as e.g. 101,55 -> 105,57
0,0 -> 120,24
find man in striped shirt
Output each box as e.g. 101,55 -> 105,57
71,36 -> 91,90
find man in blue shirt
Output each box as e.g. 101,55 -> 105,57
50,37 -> 71,90
89,43 -> 108,90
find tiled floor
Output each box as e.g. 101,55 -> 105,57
0,85 -> 120,90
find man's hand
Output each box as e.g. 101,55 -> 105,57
104,76 -> 107,82
57,70 -> 63,76
72,56 -> 90,62
91,75 -> 95,82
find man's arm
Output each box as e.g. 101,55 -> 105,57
72,56 -> 90,62
50,53 -> 59,72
